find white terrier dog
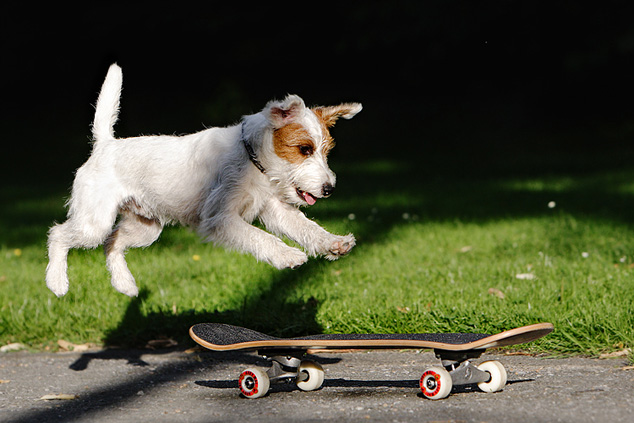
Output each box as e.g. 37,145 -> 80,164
46,64 -> 361,297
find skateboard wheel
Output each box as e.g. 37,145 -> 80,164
476,360 -> 507,393
420,367 -> 452,400
239,368 -> 270,399
296,360 -> 325,392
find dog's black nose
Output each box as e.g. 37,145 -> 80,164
322,183 -> 335,197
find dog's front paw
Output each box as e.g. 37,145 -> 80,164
324,234 -> 356,261
270,247 -> 308,270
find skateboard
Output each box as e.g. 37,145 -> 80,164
189,322 -> 553,400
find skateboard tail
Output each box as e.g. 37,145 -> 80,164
473,324 -> 554,349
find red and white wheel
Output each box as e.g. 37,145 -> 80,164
420,367 -> 453,400
239,368 -> 270,399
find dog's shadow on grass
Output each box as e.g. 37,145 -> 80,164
69,257 -> 335,371
101,262 -> 328,347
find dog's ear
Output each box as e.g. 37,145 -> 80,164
266,94 -> 306,128
313,103 -> 363,128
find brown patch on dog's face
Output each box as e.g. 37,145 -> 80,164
273,123 -> 317,164
312,112 -> 335,157
274,102 -> 360,164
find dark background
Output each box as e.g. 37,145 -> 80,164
2,1 -> 634,187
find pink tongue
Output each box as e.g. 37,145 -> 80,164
303,191 -> 317,205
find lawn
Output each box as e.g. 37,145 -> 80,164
1,125 -> 633,362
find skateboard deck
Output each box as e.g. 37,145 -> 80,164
190,322 -> 553,399
190,322 -> 553,352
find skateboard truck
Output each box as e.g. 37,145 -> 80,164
259,350 -> 309,384
435,349 -> 492,386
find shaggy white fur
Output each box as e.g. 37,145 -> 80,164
46,64 -> 361,297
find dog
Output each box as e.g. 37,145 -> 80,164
46,64 -> 362,297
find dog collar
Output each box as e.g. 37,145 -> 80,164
241,124 -> 267,174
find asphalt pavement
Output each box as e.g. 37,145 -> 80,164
1,347 -> 633,422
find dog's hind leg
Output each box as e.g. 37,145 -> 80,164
46,222 -> 74,297
104,212 -> 162,297
46,166 -> 125,296
46,212 -> 117,297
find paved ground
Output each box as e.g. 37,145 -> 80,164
1,347 -> 633,422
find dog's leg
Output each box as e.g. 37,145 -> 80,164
259,200 -> 355,260
104,212 -> 162,297
200,214 -> 308,269
46,214 -> 117,297
46,222 -> 73,297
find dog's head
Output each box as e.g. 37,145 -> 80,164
256,95 -> 362,207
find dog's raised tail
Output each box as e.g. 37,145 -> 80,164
92,63 -> 123,142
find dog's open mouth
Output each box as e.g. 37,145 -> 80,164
296,188 -> 317,206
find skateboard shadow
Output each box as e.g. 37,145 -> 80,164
506,377 -> 536,386
326,378 -> 418,389
325,376 -> 536,392
197,377 -> 535,392
195,378 -> 418,391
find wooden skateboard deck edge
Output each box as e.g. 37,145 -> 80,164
190,322 -> 553,352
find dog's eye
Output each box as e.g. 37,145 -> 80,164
298,145 -> 314,156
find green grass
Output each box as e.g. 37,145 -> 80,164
1,154 -> 633,362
